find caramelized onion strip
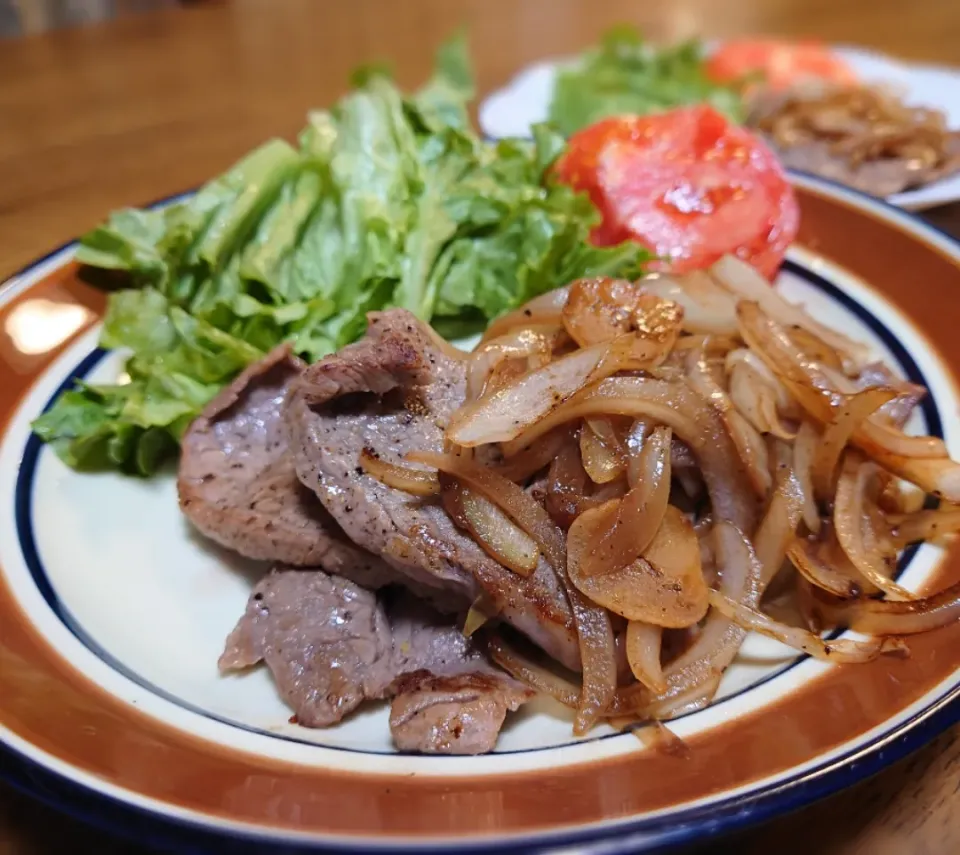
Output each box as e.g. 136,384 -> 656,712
738,302 -> 960,500
449,336 -> 637,447
580,427 -> 672,578
787,537 -> 867,599
793,421 -> 822,533
359,448 -> 441,496
713,255 -> 871,364
580,418 -> 626,484
502,377 -> 759,535
493,429 -> 571,483
812,387 -> 898,502
706,590 -> 907,662
467,326 -> 564,401
568,503 -> 708,628
687,345 -> 772,498
641,523 -> 762,717
442,481 -> 540,576
834,454 -> 914,601
810,581 -> 960,635
625,622 -> 667,693
755,467 -> 806,588
640,271 -> 739,335
890,508 -> 960,545
728,362 -> 797,441
481,286 -> 571,343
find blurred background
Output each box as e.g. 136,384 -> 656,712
0,0 -> 176,36
2,0 -> 959,281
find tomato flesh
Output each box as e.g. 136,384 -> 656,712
707,40 -> 858,90
555,107 -> 799,278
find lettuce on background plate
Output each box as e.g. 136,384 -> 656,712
548,26 -> 744,136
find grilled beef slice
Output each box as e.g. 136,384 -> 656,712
177,344 -> 393,588
221,567 -> 531,753
285,309 -> 581,670
220,566 -> 394,726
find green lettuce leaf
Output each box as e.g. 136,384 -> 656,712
548,25 -> 744,136
36,34 -> 651,476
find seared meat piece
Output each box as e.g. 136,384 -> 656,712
178,344 -> 393,588
220,567 -> 394,726
389,672 -> 530,755
221,566 -> 532,753
285,309 -> 581,670
386,596 -> 532,754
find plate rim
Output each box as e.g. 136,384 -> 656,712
1,173 -> 959,854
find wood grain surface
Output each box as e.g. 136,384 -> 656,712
0,1 -> 957,853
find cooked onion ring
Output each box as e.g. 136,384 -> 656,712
502,376 -> 759,535
579,427 -> 671,578
625,621 -> 667,693
810,580 -> 960,635
707,590 -> 908,662
834,454 -> 914,601
442,481 -> 540,576
359,448 -> 440,496
481,286 -> 571,343
449,336 -> 638,447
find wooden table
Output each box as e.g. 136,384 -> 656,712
0,1 -> 957,852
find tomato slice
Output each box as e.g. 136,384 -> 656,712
706,39 -> 858,90
554,107 -> 799,278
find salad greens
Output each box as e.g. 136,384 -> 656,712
548,26 -> 744,136
33,34 -> 650,476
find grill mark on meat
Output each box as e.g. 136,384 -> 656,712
177,344 -> 394,588
285,309 -> 580,670
221,567 -> 532,753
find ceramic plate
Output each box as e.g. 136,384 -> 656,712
478,45 -> 960,211
1,174 -> 959,853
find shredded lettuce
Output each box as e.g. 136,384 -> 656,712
34,34 -> 651,475
548,26 -> 744,136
